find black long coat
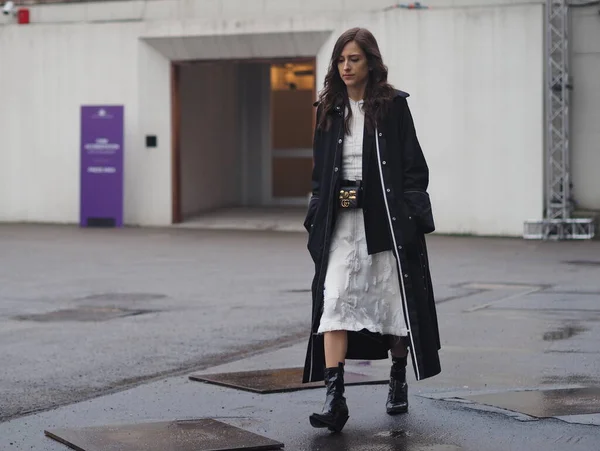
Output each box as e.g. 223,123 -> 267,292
302,90 -> 441,383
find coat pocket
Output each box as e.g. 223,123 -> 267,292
307,228 -> 322,263
304,196 -> 323,263
404,190 -> 435,234
303,195 -> 319,233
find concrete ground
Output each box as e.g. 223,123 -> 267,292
1,224 -> 599,450
176,207 -> 306,232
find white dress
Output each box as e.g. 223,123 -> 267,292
317,98 -> 409,338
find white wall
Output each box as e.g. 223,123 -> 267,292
315,5 -> 545,236
134,40 -> 172,226
179,62 -> 239,217
571,8 -> 600,211
0,23 -> 173,225
0,0 -> 548,235
0,23 -> 140,223
0,0 -> 544,25
237,63 -> 272,207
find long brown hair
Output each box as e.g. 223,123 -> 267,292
317,28 -> 396,134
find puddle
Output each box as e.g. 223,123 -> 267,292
374,430 -> 410,438
543,325 -> 587,341
307,429 -> 463,451
78,293 -> 167,302
541,374 -> 600,385
464,387 -> 600,418
318,442 -> 462,451
562,260 -> 600,267
461,282 -> 540,290
416,447 -> 463,451
13,307 -> 155,322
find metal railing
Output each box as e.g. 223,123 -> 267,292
523,0 -> 595,240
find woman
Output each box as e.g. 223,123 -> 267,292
302,27 -> 441,432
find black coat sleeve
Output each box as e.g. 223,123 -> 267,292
310,107 -> 322,197
399,98 -> 435,234
304,104 -> 322,232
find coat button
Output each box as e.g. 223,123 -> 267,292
334,167 -> 339,172
379,132 -> 383,137
398,245 -> 402,249
382,160 -> 387,165
338,139 -> 343,144
392,217 -> 397,221
408,216 -> 412,220
404,273 -> 409,278
386,188 -> 391,193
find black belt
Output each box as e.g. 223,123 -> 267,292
340,180 -> 363,188
339,180 -> 364,208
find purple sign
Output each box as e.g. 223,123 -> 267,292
80,105 -> 124,227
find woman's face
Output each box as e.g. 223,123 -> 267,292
337,40 -> 369,91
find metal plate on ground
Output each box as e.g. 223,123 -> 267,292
13,307 -> 153,322
563,260 -> 600,267
463,387 -> 600,418
44,418 -> 284,451
189,367 -> 387,394
78,292 -> 167,302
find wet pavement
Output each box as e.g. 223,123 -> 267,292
4,342 -> 600,451
462,387 -> 600,418
1,224 -> 600,450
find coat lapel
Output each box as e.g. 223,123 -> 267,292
362,123 -> 374,188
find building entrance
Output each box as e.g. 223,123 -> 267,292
172,58 -> 316,223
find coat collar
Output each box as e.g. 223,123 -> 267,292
313,89 -> 410,116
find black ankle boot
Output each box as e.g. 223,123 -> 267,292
309,362 -> 349,432
386,356 -> 408,415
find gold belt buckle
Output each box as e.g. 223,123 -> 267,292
339,188 -> 357,208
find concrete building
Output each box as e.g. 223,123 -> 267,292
0,0 -> 598,236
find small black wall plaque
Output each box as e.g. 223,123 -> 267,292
146,135 -> 157,148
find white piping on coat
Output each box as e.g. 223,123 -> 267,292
374,127 -> 421,381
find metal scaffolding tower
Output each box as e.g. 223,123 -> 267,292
524,0 -> 595,240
